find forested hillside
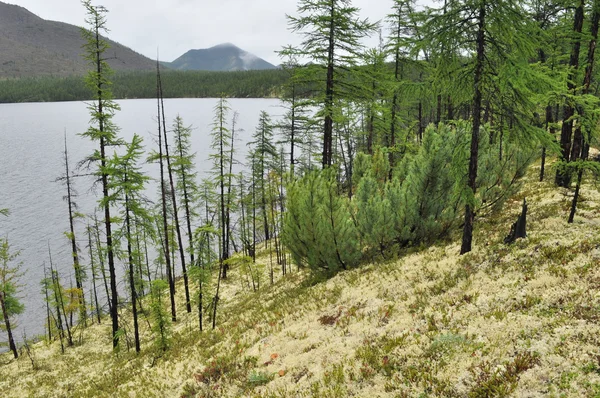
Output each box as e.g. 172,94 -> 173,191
2,0 -> 600,397
0,69 -> 290,102
0,1 -> 154,77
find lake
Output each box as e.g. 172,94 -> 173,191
0,98 -> 283,345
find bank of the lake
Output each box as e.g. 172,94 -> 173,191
0,98 -> 282,343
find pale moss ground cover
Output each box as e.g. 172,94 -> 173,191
2,164 -> 600,397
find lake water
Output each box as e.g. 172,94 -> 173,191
0,98 -> 283,345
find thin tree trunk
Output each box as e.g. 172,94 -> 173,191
175,124 -> 196,298
0,292 -> 17,358
124,189 -> 140,352
87,224 -> 101,324
460,4 -> 486,255
323,0 -> 335,168
156,61 -> 177,322
568,0 -> 599,220
91,20 -> 120,347
556,0 -> 585,187
158,72 -> 191,313
63,134 -> 86,327
93,214 -> 111,316
43,264 -> 53,340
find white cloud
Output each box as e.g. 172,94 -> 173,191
6,0 -> 434,65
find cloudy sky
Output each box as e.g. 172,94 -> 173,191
6,0 -> 434,65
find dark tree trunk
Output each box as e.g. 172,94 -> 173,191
158,71 -> 191,313
176,128 -> 196,294
418,101 -> 423,143
447,95 -> 454,121
87,224 -> 101,324
460,4 -> 486,255
0,292 -> 17,358
436,94 -> 442,126
556,0 -> 585,187
156,62 -> 177,323
124,190 -> 140,352
568,0 -> 599,221
223,114 -> 236,280
91,21 -> 120,348
43,264 -> 53,340
63,135 -> 85,326
93,214 -> 111,317
323,1 -> 335,168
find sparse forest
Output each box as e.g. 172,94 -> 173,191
3,0 -> 600,396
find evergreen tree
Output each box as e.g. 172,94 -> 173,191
283,169 -> 361,275
248,111 -> 278,242
171,116 -> 199,295
149,280 -> 171,352
287,0 -> 377,167
208,97 -> 232,328
0,238 -> 24,359
568,0 -> 600,221
58,134 -> 86,327
422,0 -> 538,254
80,0 -> 122,348
556,0 -> 585,187
153,60 -> 177,323
105,134 -> 150,353
158,70 -> 192,314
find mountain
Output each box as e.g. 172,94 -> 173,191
166,43 -> 277,72
0,1 -> 156,78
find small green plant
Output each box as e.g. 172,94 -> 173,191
468,351 -> 540,397
150,280 -> 171,352
248,370 -> 273,386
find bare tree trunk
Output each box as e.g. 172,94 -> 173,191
156,61 -> 177,322
0,292 -> 17,358
556,0 -> 585,187
460,4 -> 485,255
87,224 -> 101,324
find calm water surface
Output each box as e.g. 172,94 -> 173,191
0,98 -> 282,345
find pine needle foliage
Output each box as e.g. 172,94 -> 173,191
283,169 -> 361,275
285,121 -> 534,275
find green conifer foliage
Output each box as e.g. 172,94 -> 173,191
283,170 -> 360,275
149,280 -> 171,352
0,238 -> 24,358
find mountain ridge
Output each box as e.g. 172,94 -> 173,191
0,1 -> 156,78
165,43 -> 277,72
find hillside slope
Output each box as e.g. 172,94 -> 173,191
0,1 -> 155,78
166,43 -> 277,72
1,165 -> 600,397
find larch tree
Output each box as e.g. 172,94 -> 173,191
105,134 -> 150,353
80,0 -> 122,348
248,111 -> 278,243
209,96 -> 232,328
423,0 -> 538,254
171,116 -> 199,294
153,60 -> 177,322
556,0 -> 585,187
157,70 -> 192,314
286,0 -> 377,168
58,133 -> 86,327
568,0 -> 600,222
0,238 -> 24,359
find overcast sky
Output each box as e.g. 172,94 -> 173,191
6,0 -> 435,65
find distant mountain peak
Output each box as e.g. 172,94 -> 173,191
212,42 -> 238,49
166,43 -> 276,72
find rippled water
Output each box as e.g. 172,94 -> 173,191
0,98 -> 282,344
